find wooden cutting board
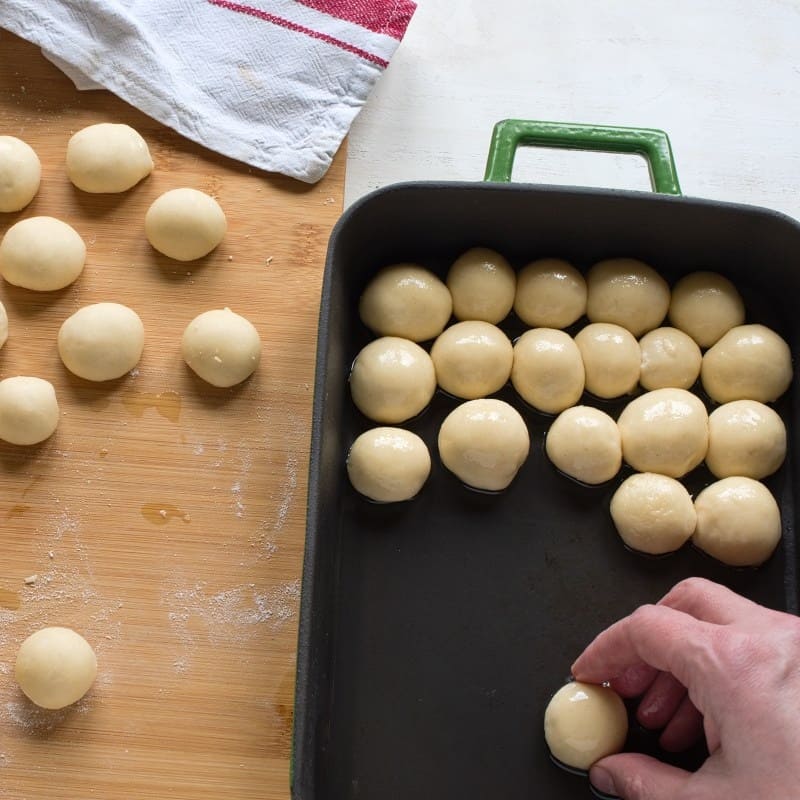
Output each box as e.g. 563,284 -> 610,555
0,31 -> 344,800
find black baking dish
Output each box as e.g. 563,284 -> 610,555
292,121 -> 799,800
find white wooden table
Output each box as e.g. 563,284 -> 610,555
346,0 -> 800,218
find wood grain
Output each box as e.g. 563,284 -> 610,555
0,31 -> 344,800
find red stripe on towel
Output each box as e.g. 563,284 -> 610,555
207,0 -> 389,67
293,0 -> 416,40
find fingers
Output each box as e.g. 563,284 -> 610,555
590,753 -> 691,800
659,695 -> 704,753
572,604 -> 720,693
659,577 -> 762,625
636,672 -> 686,730
611,663 -> 659,698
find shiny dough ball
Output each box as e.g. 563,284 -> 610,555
693,477 -> 781,566
438,399 -> 529,491
359,264 -> 452,341
0,376 -> 59,445
350,336 -> 436,424
639,327 -> 702,390
706,400 -> 786,479
668,271 -> 745,348
618,388 -> 708,478
0,135 -> 41,212
586,258 -> 670,337
58,302 -> 145,382
431,321 -> 512,399
182,308 -> 261,387
446,247 -> 515,323
544,681 -> 628,771
701,324 -> 792,404
513,258 -> 587,328
610,473 -> 696,555
0,216 -> 85,290
545,406 -> 621,485
145,188 -> 226,261
347,427 -> 431,502
575,322 -> 640,399
511,328 -> 584,414
66,123 -> 154,193
15,627 -> 97,710
0,300 -> 8,349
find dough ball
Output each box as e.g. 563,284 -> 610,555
0,216 -> 85,290
511,328 -> 584,414
693,476 -> 781,566
514,258 -> 587,328
586,258 -> 670,337
545,406 -> 621,485
701,324 -> 792,404
58,302 -> 145,382
145,188 -> 226,261
575,322 -> 641,399
0,376 -> 59,445
347,427 -> 431,502
15,627 -> 97,710
359,263 -> 452,342
446,247 -> 515,323
431,321 -> 512,399
438,399 -> 529,491
66,123 -> 153,193
669,271 -> 745,347
544,681 -> 628,771
618,388 -> 708,478
0,300 -> 8,349
639,327 -> 702,391
610,473 -> 696,555
706,400 -> 786,479
350,336 -> 436,423
182,308 -> 261,387
0,135 -> 41,212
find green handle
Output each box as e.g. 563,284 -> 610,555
484,119 -> 682,195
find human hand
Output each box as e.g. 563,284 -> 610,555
570,577 -> 800,800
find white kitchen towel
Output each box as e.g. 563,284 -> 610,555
0,0 -> 416,182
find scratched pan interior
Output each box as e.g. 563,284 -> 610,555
293,182 -> 800,800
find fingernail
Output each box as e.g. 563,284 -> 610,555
590,765 -> 617,796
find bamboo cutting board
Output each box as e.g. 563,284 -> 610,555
0,32 -> 344,800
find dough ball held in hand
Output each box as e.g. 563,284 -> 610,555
668,271 -> 745,348
545,406 -> 622,485
513,258 -> 587,329
182,308 -> 261,388
586,258 -> 670,337
446,247 -> 515,323
0,135 -> 41,212
66,123 -> 153,193
359,264 -> 452,341
618,388 -> 708,478
438,399 -> 529,491
639,326 -> 702,391
145,188 -> 226,261
693,476 -> 781,567
58,303 -> 144,381
15,627 -> 97,709
511,328 -> 585,414
430,320 -> 512,399
347,427 -> 431,502
0,216 -> 85,290
701,324 -> 792,404
0,376 -> 59,445
610,473 -> 696,555
544,681 -> 628,771
575,322 -> 640,399
706,400 -> 786,479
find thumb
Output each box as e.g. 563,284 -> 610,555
589,753 -> 691,800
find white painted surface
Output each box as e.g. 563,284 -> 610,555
345,0 -> 800,220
